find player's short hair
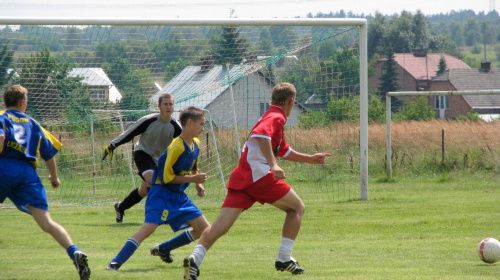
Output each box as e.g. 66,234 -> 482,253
158,93 -> 174,105
271,82 -> 296,105
179,106 -> 205,126
3,85 -> 28,108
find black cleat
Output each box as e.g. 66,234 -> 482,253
73,251 -> 91,280
183,256 -> 199,280
150,245 -> 174,263
114,202 -> 124,223
105,262 -> 121,271
275,257 -> 305,275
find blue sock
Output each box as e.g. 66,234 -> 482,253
159,230 -> 194,254
66,245 -> 79,261
112,238 -> 140,265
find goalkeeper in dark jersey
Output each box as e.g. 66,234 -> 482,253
102,93 -> 182,223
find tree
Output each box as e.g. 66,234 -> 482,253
0,43 -> 14,89
393,97 -> 434,121
436,55 -> 447,76
378,48 -> 402,111
367,12 -> 388,58
14,47 -> 90,124
368,90 -> 386,123
103,57 -> 148,113
259,27 -> 274,56
412,10 -> 430,49
388,11 -> 416,53
151,32 -> 185,71
378,48 -> 399,96
211,26 -> 249,65
464,18 -> 481,46
65,27 -> 82,51
164,58 -> 189,82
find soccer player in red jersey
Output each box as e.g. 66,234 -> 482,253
183,82 -> 331,280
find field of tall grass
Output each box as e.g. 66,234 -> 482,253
367,120 -> 500,177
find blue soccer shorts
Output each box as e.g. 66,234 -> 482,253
0,158 -> 49,214
145,184 -> 203,232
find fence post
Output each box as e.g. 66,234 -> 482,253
386,95 -> 392,179
441,129 -> 445,167
90,116 -> 97,194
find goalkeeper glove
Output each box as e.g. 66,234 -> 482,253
102,144 -> 115,160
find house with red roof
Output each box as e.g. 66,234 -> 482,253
368,49 -> 471,92
428,62 -> 500,120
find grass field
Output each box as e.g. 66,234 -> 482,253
1,170 -> 500,279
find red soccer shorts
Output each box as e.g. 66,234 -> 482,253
222,172 -> 291,210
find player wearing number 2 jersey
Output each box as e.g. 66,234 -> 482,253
0,85 -> 90,280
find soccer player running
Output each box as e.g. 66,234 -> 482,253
0,85 -> 91,280
183,83 -> 331,280
106,106 -> 210,270
102,93 -> 181,223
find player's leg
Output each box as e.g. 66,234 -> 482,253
270,188 -> 305,275
30,206 -> 91,279
151,215 -> 210,264
107,222 -> 158,270
114,151 -> 154,223
184,207 -> 242,280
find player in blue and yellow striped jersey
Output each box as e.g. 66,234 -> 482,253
0,85 -> 91,280
106,106 -> 210,271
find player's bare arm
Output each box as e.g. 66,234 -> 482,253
45,157 -> 61,188
0,133 -> 5,148
257,137 -> 285,179
170,171 -> 207,185
195,183 -> 206,198
284,150 -> 331,164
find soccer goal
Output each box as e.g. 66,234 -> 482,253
385,90 -> 500,178
0,17 -> 368,206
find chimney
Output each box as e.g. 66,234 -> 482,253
480,61 -> 491,72
200,57 -> 214,72
413,48 -> 427,57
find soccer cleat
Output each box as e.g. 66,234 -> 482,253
105,262 -> 121,271
73,251 -> 91,280
183,256 -> 200,280
114,202 -> 124,223
150,245 -> 174,263
275,257 -> 305,275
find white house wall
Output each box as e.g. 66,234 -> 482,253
205,74 -> 302,129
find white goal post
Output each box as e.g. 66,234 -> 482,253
385,90 -> 500,179
0,17 -> 369,201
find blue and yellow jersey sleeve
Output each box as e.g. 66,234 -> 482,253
161,137 -> 186,184
192,137 -> 200,171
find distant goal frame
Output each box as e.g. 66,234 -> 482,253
385,90 -> 500,179
0,17 -> 369,200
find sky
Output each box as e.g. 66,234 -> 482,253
0,0 -> 496,19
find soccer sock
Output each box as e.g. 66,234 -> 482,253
66,245 -> 79,261
112,238 -> 140,265
119,188 -> 143,211
191,244 -> 207,268
159,230 -> 194,254
277,237 -> 295,262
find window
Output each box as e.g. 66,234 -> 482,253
259,102 -> 270,116
434,96 -> 449,110
90,89 -> 106,101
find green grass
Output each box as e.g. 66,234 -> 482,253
1,171 -> 500,279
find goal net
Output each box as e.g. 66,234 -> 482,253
0,18 -> 368,207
